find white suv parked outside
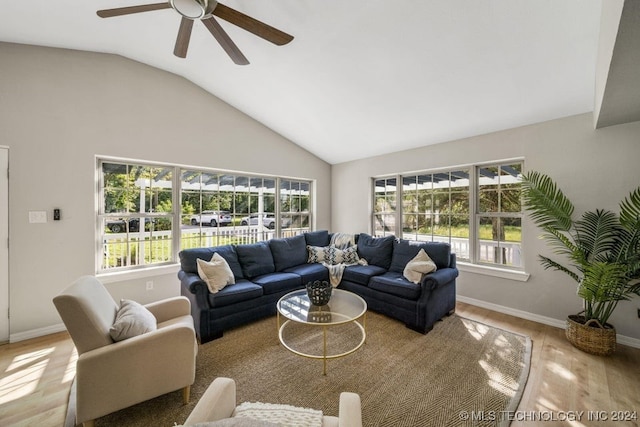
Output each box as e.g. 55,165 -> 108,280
190,210 -> 232,227
240,214 -> 290,229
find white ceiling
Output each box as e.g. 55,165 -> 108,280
0,0 -> 604,164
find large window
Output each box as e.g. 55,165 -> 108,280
98,159 -> 313,273
372,161 -> 523,269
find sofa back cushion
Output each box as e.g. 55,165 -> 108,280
270,234 -> 308,271
357,234 -> 395,269
235,242 -> 276,278
390,239 -> 451,272
179,245 -> 244,279
304,230 -> 331,247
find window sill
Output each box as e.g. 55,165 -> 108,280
457,262 -> 530,282
97,263 -> 181,284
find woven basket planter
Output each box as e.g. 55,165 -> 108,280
565,315 -> 616,356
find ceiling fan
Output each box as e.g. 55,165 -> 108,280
96,0 -> 294,65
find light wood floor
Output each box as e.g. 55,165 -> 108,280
0,302 -> 639,426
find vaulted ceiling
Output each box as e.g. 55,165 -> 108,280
1,1 -> 638,164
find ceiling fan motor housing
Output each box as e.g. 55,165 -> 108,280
169,0 -> 217,20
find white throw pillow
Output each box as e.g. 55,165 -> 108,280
403,249 -> 437,284
197,253 -> 236,293
110,299 -> 157,342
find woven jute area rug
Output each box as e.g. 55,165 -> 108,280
74,311 -> 531,427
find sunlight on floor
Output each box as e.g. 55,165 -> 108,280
462,318 -> 490,340
546,361 -> 575,381
479,359 -> 519,396
62,347 -> 78,384
0,348 -> 54,405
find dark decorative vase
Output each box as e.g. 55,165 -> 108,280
306,280 -> 332,306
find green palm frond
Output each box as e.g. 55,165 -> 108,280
523,170 -> 640,326
574,209 -> 619,263
539,225 -> 583,264
522,171 -> 574,231
539,255 -> 580,282
578,262 -> 627,302
620,187 -> 640,231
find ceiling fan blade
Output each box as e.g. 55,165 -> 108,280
97,3 -> 171,18
213,3 -> 294,46
202,17 -> 249,65
174,17 -> 194,58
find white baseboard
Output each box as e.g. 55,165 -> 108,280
457,295 -> 640,349
10,323 -> 67,343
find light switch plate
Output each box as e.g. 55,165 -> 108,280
28,211 -> 47,223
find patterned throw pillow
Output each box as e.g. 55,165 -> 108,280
325,245 -> 360,265
307,245 -> 327,263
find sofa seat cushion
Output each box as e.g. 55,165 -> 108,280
357,234 -> 395,269
251,272 -> 302,295
390,240 -> 451,272
368,272 -> 422,300
283,263 -> 329,284
180,245 -> 244,279
341,264 -> 387,286
270,234 -> 308,271
208,279 -> 264,308
235,242 -> 276,278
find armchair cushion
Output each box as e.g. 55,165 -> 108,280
109,299 -> 157,342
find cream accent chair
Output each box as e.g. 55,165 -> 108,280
53,276 -> 198,427
184,377 -> 362,427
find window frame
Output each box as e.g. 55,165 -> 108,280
96,157 -> 314,274
371,159 -> 525,273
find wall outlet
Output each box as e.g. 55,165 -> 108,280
146,281 -> 154,291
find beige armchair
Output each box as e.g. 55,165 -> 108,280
53,275 -> 197,427
184,377 -> 362,427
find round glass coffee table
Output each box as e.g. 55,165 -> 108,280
277,288 -> 367,375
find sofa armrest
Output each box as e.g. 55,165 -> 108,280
338,392 -> 362,427
183,377 -> 237,425
179,270 -> 208,294
421,268 -> 459,291
144,296 -> 190,323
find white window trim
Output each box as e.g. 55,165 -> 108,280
371,158 -> 527,273
96,156 -> 314,274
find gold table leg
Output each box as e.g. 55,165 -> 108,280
323,325 -> 327,376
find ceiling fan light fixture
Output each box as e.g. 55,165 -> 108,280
169,0 -> 217,20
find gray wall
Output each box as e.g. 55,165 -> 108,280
0,42 -> 331,339
332,113 -> 640,341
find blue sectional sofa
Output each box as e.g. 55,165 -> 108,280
178,230 -> 458,343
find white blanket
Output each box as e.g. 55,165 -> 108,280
322,233 -> 367,287
234,401 -> 323,427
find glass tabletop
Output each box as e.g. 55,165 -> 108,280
277,288 -> 367,325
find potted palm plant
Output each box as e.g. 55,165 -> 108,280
521,171 -> 640,355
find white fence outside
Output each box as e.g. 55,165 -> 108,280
102,227 -> 308,269
401,233 -> 521,267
